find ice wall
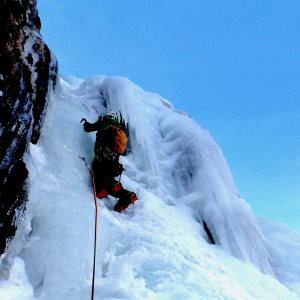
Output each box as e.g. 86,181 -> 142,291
101,76 -> 274,275
2,76 -> 298,300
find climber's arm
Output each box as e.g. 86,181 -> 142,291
81,118 -> 98,132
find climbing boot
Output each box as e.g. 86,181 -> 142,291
96,189 -> 108,199
114,192 -> 138,213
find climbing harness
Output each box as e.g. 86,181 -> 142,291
79,156 -> 98,300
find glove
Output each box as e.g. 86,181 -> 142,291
83,122 -> 89,131
81,118 -> 89,131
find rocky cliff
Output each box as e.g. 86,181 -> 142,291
0,0 -> 58,253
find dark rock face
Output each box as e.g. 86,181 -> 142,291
0,0 -> 58,253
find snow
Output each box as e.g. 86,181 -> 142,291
0,75 -> 299,299
258,218 -> 300,295
0,257 -> 35,300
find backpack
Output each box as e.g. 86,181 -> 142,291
111,125 -> 128,155
97,113 -> 128,155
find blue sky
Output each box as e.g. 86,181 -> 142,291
38,0 -> 300,232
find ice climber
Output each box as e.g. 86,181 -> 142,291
82,112 -> 138,212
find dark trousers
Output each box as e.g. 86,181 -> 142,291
92,158 -> 135,205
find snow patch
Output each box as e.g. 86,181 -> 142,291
0,257 -> 35,300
